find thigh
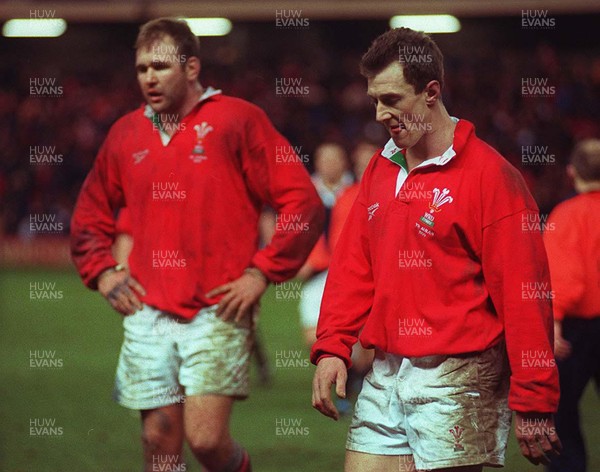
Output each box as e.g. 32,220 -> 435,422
141,403 -> 184,440
346,452 -> 483,472
183,394 -> 234,441
345,451 -> 405,472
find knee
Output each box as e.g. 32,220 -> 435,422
142,415 -> 180,452
187,430 -> 226,458
142,426 -> 169,453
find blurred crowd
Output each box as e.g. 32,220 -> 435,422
1,32 -> 599,236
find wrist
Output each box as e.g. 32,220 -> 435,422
98,264 -> 126,284
244,267 -> 269,285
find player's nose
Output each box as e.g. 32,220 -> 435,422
143,68 -> 158,85
375,103 -> 393,123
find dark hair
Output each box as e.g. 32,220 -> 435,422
135,18 -> 200,63
570,139 -> 600,181
360,28 -> 444,93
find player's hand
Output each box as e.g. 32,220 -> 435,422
206,270 -> 268,323
97,268 -> 146,316
515,412 -> 562,465
553,321 -> 572,360
312,356 -> 347,420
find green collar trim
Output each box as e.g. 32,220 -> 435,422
389,150 -> 408,172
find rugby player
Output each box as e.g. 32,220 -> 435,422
311,27 -> 561,472
71,18 -> 323,472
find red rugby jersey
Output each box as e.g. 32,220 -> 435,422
71,89 -> 324,318
311,119 -> 559,413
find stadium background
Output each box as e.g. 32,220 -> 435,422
1,1 -> 599,470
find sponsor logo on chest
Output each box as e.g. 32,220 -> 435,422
367,202 -> 380,221
132,149 -> 149,164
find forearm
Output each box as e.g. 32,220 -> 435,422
483,211 -> 559,412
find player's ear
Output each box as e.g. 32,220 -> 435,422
424,80 -> 441,105
186,56 -> 201,82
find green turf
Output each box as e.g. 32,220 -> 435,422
1,268 -> 598,471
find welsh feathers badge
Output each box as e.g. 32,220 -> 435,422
416,187 -> 453,237
189,122 -> 213,163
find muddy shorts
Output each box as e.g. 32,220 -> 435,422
346,342 -> 511,470
113,304 -> 255,410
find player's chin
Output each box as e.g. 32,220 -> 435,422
392,132 -> 419,149
145,99 -> 168,114
148,104 -> 165,114
391,136 -> 410,148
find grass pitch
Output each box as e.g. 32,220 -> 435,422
1,268 -> 597,471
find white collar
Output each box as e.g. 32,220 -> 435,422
143,86 -> 222,120
144,86 -> 222,146
417,145 -> 456,168
380,116 -> 459,168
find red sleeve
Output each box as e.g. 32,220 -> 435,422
70,125 -> 125,289
543,202 -> 585,321
481,160 -> 559,413
240,105 -> 325,282
115,207 -> 132,236
310,164 -> 375,367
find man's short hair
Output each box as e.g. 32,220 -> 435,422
135,18 -> 200,63
570,139 -> 600,182
360,28 -> 444,93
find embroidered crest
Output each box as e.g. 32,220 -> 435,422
448,425 -> 465,452
415,187 -> 453,238
189,122 -> 213,163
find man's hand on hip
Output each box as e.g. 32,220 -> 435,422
98,269 -> 146,315
515,411 -> 562,465
206,270 -> 268,323
312,356 -> 347,420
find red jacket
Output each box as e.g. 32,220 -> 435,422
544,191 -> 600,321
71,90 -> 324,318
311,119 -> 559,413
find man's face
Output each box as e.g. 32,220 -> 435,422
367,61 -> 432,149
315,146 -> 347,184
135,36 -> 190,115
